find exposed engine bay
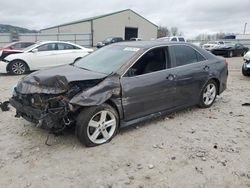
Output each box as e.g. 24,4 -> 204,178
9,66 -> 121,133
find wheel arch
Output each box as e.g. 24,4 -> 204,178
208,77 -> 220,95
105,99 -> 123,122
7,59 -> 30,72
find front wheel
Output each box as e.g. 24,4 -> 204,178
9,60 -> 28,75
199,80 -> 218,108
76,104 -> 119,147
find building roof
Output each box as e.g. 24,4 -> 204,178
41,9 -> 158,31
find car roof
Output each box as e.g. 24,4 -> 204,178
113,41 -> 191,49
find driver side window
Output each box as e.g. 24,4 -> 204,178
125,47 -> 168,77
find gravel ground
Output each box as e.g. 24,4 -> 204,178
0,57 -> 250,188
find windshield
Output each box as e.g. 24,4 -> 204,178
74,45 -> 140,75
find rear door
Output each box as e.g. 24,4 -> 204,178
55,43 -> 85,65
169,44 -> 209,106
120,47 -> 176,121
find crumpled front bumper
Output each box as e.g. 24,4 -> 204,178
9,98 -> 43,123
0,61 -> 8,73
9,96 -> 69,131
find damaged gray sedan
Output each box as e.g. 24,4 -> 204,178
9,41 -> 228,147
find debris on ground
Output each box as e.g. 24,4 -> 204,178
148,164 -> 154,169
171,156 -> 176,160
242,103 -> 250,106
152,143 -> 164,149
0,101 -> 10,111
195,166 -> 203,174
137,164 -> 143,170
13,150 -> 23,159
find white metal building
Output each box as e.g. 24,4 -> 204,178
41,9 -> 158,46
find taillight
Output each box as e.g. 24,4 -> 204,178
224,59 -> 228,65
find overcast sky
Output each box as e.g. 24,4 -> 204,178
1,0 -> 249,38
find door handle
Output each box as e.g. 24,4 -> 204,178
166,74 -> 176,81
203,65 -> 210,71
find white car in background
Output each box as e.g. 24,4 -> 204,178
0,41 -> 93,75
202,41 -> 227,51
157,36 -> 186,42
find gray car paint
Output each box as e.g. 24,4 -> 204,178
10,41 -> 228,130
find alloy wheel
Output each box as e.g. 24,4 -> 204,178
11,61 -> 26,75
87,110 -> 117,144
203,83 -> 216,106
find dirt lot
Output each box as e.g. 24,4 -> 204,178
0,57 -> 250,188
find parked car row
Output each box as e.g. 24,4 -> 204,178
202,41 -> 249,58
202,41 -> 227,51
0,41 -> 93,75
210,43 -> 249,58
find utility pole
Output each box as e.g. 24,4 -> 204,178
243,22 -> 247,34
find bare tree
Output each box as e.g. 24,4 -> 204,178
157,26 -> 170,38
170,27 -> 179,36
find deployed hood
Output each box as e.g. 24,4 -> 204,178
16,65 -> 108,94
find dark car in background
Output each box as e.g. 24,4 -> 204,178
211,43 -> 249,57
96,37 -> 123,48
9,41 -> 228,147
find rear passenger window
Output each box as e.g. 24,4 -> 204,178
125,47 -> 168,77
173,45 -> 205,67
171,38 -> 177,41
57,43 -> 79,50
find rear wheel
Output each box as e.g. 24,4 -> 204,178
9,60 -> 29,75
76,104 -> 119,147
199,80 -> 218,108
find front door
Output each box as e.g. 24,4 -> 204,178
120,47 -> 176,121
27,43 -> 58,69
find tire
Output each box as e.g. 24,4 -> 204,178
76,103 -> 119,147
242,65 -> 250,76
228,51 -> 233,58
8,60 -> 29,75
199,80 -> 218,108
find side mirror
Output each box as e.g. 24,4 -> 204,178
31,48 -> 38,53
126,68 -> 137,77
